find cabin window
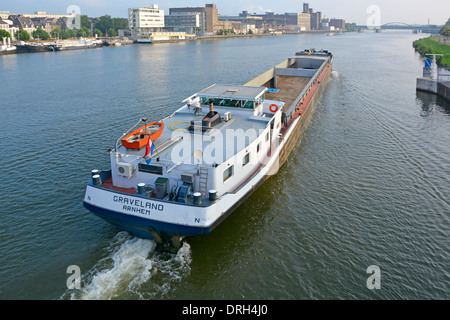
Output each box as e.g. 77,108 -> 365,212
243,101 -> 254,109
257,143 -> 261,153
243,153 -> 250,167
223,166 -> 233,182
200,97 -> 210,104
229,100 -> 241,107
266,132 -> 269,142
219,99 -> 242,108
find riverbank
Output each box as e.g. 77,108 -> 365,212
2,31 -> 331,55
196,33 -> 275,40
413,36 -> 450,67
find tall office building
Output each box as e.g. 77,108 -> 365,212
310,11 -> 322,30
169,4 -> 218,34
303,3 -> 309,14
165,12 -> 201,34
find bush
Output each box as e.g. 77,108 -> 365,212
15,29 -> 30,41
32,28 -> 50,41
107,28 -> 116,37
439,25 -> 450,37
0,29 -> 12,42
76,27 -> 91,38
413,36 -> 450,67
94,28 -> 103,37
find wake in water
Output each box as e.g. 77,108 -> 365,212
61,232 -> 192,300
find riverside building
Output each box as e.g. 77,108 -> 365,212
169,4 -> 218,35
128,4 -> 165,34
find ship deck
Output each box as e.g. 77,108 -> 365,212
264,76 -> 311,111
119,107 -> 271,165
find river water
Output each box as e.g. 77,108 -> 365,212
0,31 -> 449,300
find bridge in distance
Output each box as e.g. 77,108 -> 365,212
355,22 -> 441,34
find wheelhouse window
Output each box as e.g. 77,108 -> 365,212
223,166 -> 233,182
243,101 -> 254,109
200,96 -> 259,109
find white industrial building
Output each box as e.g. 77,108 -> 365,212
128,4 -> 164,34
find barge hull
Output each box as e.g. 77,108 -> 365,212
208,55 -> 333,233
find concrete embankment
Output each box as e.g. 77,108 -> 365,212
417,78 -> 450,101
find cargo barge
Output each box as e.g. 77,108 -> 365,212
83,49 -> 333,250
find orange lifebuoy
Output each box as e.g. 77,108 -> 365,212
269,104 -> 278,112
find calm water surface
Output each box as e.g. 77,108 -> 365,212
0,31 -> 449,300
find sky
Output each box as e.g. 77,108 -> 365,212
1,0 -> 449,25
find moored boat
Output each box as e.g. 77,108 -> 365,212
54,38 -> 102,51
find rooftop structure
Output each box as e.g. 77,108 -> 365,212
198,85 -> 266,103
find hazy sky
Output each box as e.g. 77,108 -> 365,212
2,0 -> 449,25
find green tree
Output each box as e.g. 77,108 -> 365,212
0,29 -> 12,41
345,22 -> 357,32
66,29 -> 77,39
107,28 -> 116,37
95,15 -> 113,35
51,28 -> 61,39
15,29 -> 31,41
93,28 -> 103,37
59,29 -> 67,39
60,29 -> 77,39
32,28 -> 50,40
76,26 -> 91,38
95,15 -> 128,35
112,17 -> 128,33
81,15 -> 91,30
439,25 -> 450,37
